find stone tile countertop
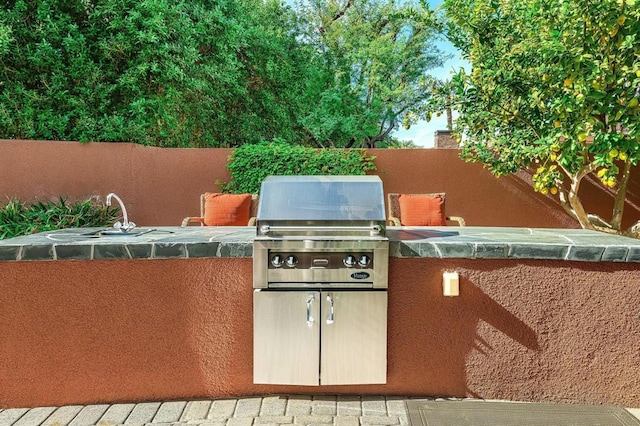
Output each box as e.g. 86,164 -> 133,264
0,226 -> 639,262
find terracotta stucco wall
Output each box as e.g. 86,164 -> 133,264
0,140 -> 232,227
3,139 -> 639,229
1,257 -> 638,408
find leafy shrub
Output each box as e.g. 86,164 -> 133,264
0,0 -> 315,147
0,197 -> 120,239
221,140 -> 377,194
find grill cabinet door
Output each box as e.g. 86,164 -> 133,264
320,290 -> 387,385
253,290 -> 320,385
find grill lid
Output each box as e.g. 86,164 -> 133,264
256,176 -> 386,237
257,175 -> 385,222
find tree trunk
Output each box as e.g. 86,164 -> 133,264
446,93 -> 453,130
562,164 -> 623,235
611,161 -> 631,230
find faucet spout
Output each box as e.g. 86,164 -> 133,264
106,193 -> 136,232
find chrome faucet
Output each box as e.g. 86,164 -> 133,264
106,193 -> 136,232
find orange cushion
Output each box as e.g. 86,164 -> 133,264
203,193 -> 252,226
398,194 -> 447,226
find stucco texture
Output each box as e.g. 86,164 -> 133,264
2,140 -> 639,229
1,257 -> 638,408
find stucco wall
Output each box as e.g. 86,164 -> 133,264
1,257 -> 638,408
2,140 -> 639,408
0,140 -> 232,227
2,139 -> 639,229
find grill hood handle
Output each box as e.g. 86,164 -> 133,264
260,225 -> 382,235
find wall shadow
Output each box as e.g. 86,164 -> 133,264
458,277 -> 540,399
508,166 -> 640,230
384,258 -> 540,398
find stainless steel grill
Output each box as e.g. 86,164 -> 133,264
253,175 -> 389,289
253,175 -> 389,386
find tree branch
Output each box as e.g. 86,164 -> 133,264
319,0 -> 353,33
554,163 -> 613,231
567,163 -> 600,230
556,163 -> 610,229
367,119 -> 395,147
554,181 -> 579,220
482,95 -> 542,139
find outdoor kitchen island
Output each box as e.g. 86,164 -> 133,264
0,226 -> 639,409
2,225 -> 639,262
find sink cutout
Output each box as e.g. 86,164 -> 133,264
82,228 -> 157,237
44,228 -> 180,242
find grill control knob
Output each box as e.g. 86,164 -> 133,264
358,254 -> 371,267
343,255 -> 357,268
271,254 -> 284,268
285,255 -> 298,268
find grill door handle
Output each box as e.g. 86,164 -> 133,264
306,294 -> 315,327
326,294 -> 334,324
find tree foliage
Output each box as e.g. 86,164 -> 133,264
0,0 -> 447,148
443,0 -> 640,237
296,0 -> 448,148
0,0 -> 313,147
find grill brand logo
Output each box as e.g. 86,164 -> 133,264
351,272 -> 370,280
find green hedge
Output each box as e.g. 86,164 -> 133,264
221,141 -> 377,194
0,197 -> 120,239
